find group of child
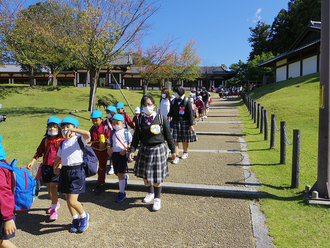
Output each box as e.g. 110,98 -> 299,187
188,87 -> 211,123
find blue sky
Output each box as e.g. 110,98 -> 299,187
142,0 -> 290,68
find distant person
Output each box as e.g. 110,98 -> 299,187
129,95 -> 176,211
168,84 -> 197,164
0,135 -> 17,248
27,116 -> 65,221
195,96 -> 204,121
53,117 -> 91,233
157,87 -> 171,119
132,107 -> 141,129
199,87 -> 210,118
116,102 -> 135,129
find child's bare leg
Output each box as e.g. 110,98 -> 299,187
65,194 -> 84,216
143,179 -> 151,187
117,173 -> 125,180
0,240 -> 17,248
182,142 -> 189,153
49,182 -> 58,204
46,183 -> 52,199
174,142 -> 179,156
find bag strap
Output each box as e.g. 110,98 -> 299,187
114,132 -> 127,149
77,136 -> 85,150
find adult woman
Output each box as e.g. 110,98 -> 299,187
157,87 -> 171,119
129,95 -> 176,211
168,84 -> 198,164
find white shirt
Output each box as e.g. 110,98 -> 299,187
107,129 -> 132,152
57,135 -> 91,166
157,99 -> 170,118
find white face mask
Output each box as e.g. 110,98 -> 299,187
47,131 -> 58,136
173,92 -> 178,98
143,106 -> 154,115
161,93 -> 166,99
62,130 -> 68,137
106,113 -> 112,118
113,125 -> 122,131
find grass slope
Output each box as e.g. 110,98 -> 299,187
239,72 -> 330,247
0,85 -> 161,166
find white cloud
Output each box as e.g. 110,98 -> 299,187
253,8 -> 262,23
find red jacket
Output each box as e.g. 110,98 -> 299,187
33,137 -> 64,166
195,100 -> 204,110
90,122 -> 111,150
121,112 -> 135,129
0,164 -> 15,221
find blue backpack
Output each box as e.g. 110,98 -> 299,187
0,159 -> 37,211
77,137 -> 98,177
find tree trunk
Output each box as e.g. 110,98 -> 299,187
143,81 -> 148,96
88,69 -> 100,112
29,66 -> 34,86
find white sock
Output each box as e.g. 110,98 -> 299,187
51,203 -> 57,210
119,179 -> 126,193
79,211 -> 86,219
72,214 -> 79,220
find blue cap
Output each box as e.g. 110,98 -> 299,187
90,110 -> 103,119
106,106 -> 116,112
0,135 -> 6,160
116,102 -> 125,109
47,116 -> 61,125
61,117 -> 79,127
112,114 -> 124,122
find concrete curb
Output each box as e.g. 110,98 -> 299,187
196,131 -> 247,136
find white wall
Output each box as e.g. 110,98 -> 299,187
276,66 -> 287,82
302,55 -> 317,76
288,61 -> 300,78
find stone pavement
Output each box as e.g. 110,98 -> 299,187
11,96 -> 273,247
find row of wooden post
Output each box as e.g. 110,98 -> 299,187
242,93 -> 301,188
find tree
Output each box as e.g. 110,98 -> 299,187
248,21 -> 271,61
245,52 -> 275,81
133,36 -> 175,95
227,60 -> 247,87
166,39 -> 201,84
54,0 -> 158,111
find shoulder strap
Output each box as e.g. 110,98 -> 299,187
44,137 -> 48,148
183,97 -> 188,107
114,132 -> 127,149
109,129 -> 115,147
0,160 -> 13,171
77,136 -> 85,150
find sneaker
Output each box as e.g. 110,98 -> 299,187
152,198 -> 161,211
125,174 -> 129,188
93,184 -> 104,194
172,156 -> 180,164
204,116 -> 207,118
194,121 -> 197,125
49,209 -> 58,221
108,166 -> 114,175
181,153 -> 188,159
79,214 -> 89,233
115,192 -> 126,202
47,201 -> 60,214
70,219 -> 80,233
143,193 -> 154,203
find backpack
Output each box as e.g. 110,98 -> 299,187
77,137 -> 98,177
0,159 -> 38,211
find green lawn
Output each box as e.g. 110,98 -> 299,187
238,72 -> 330,247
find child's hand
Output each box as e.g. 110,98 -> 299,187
27,162 -> 33,170
4,219 -> 16,236
120,149 -> 126,156
107,146 -> 113,156
99,143 -> 106,150
129,152 -> 134,161
54,165 -> 61,176
171,153 -> 176,161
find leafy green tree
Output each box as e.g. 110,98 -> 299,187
245,52 -> 275,80
248,21 -> 271,61
228,60 -> 247,87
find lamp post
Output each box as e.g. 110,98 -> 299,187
309,0 -> 330,199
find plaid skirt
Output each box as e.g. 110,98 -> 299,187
134,143 -> 169,184
171,120 -> 198,143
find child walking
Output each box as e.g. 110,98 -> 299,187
107,114 -> 132,202
89,110 -> 110,194
129,95 -> 176,211
27,116 -> 64,221
53,117 -> 91,233
0,135 -> 17,248
195,96 -> 205,121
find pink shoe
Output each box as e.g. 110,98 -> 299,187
47,201 -> 60,214
49,209 -> 58,221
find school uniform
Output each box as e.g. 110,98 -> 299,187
57,135 -> 91,194
130,113 -> 175,184
90,122 -> 110,185
0,165 -> 15,240
168,96 -> 198,143
120,112 -> 135,129
157,98 -> 170,118
108,129 -> 132,174
33,137 -> 64,183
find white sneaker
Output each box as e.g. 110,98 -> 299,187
172,156 -> 180,164
108,166 -> 114,175
181,153 -> 188,159
194,121 -> 197,125
152,198 -> 161,211
143,193 -> 155,203
204,116 -> 207,118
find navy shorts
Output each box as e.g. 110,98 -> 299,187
0,216 -> 15,240
42,165 -> 59,183
58,165 -> 86,194
112,152 -> 128,174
